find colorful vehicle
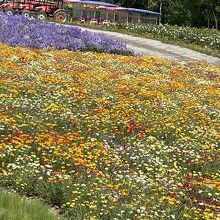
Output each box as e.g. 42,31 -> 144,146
33,0 -> 67,21
0,0 -> 67,22
0,0 -> 21,15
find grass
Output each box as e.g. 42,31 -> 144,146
0,190 -> 65,220
62,20 -> 220,58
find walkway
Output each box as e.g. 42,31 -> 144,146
78,26 -> 220,66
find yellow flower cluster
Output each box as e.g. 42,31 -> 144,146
0,43 -> 219,219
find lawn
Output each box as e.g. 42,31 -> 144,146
0,42 -> 219,220
0,190 -> 65,220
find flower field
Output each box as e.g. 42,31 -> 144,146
0,43 -> 220,220
0,14 -> 132,55
111,23 -> 220,50
86,22 -> 220,57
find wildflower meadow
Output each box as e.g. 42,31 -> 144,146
0,41 -> 219,220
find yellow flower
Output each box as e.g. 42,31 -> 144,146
183,214 -> 190,218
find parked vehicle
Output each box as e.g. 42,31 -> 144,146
0,0 -> 67,22
0,0 -> 22,15
33,0 -> 67,21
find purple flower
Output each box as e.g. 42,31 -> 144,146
0,14 -> 133,55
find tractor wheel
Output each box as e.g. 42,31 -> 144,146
37,12 -> 47,21
22,11 -> 31,18
4,9 -> 14,16
54,11 -> 67,22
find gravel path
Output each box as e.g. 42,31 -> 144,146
78,26 -> 220,66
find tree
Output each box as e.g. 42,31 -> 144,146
100,0 -> 149,9
102,0 -> 220,28
200,0 -> 220,29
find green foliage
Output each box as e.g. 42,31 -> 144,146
0,190 -> 65,220
103,0 -> 220,29
69,21 -> 220,58
121,23 -> 220,50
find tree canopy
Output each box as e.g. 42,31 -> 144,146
101,0 -> 220,29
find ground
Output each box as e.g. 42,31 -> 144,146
76,26 -> 220,66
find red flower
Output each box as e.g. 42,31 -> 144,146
205,196 -> 212,203
183,181 -> 190,187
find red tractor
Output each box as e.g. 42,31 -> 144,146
32,0 -> 67,22
0,0 -> 67,22
0,0 -> 23,15
0,0 -> 9,7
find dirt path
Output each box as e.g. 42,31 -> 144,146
78,26 -> 220,66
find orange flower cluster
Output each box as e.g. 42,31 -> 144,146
0,43 -> 219,219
